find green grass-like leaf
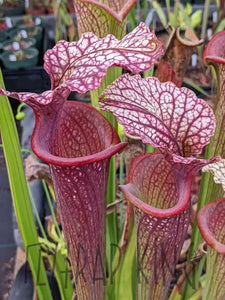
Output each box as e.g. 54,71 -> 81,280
0,69 -> 53,300
107,226 -> 136,300
152,0 -> 168,30
47,250 -> 74,300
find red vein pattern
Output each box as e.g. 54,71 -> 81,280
201,30 -> 225,204
44,23 -> 163,90
0,91 -> 126,300
95,37 -> 219,299
99,74 -> 215,157
47,103 -> 127,300
0,24 -> 163,111
197,198 -> 225,300
40,101 -> 127,299
0,23 -> 164,300
0,25 -> 164,299
203,30 -> 225,160
99,69 -> 218,298
74,0 -> 135,16
202,159 -> 225,192
73,0 -> 136,37
120,153 -> 218,299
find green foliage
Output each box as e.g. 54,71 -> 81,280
52,0 -> 77,42
0,69 -> 53,300
1,1 -> 224,299
214,18 -> 225,33
152,0 -> 202,31
0,73 -> 73,300
127,0 -> 150,31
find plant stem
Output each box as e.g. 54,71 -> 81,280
42,180 -> 63,239
90,67 -> 122,263
119,151 -> 124,236
28,183 -> 47,240
200,0 -> 211,45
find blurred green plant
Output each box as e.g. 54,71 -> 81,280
52,0 -> 77,42
151,0 -> 202,32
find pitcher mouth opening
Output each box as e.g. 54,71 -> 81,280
31,101 -> 128,167
32,140 -> 127,167
119,152 -> 192,218
197,198 -> 225,254
120,182 -> 191,218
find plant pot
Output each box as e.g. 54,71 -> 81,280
15,15 -> 44,28
8,26 -> 43,50
8,263 -> 61,300
1,47 -> 39,70
0,17 -> 13,29
2,37 -> 36,51
0,29 -> 9,42
0,17 -> 14,42
25,7 -> 46,16
46,6 -> 54,14
0,1 -> 25,17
